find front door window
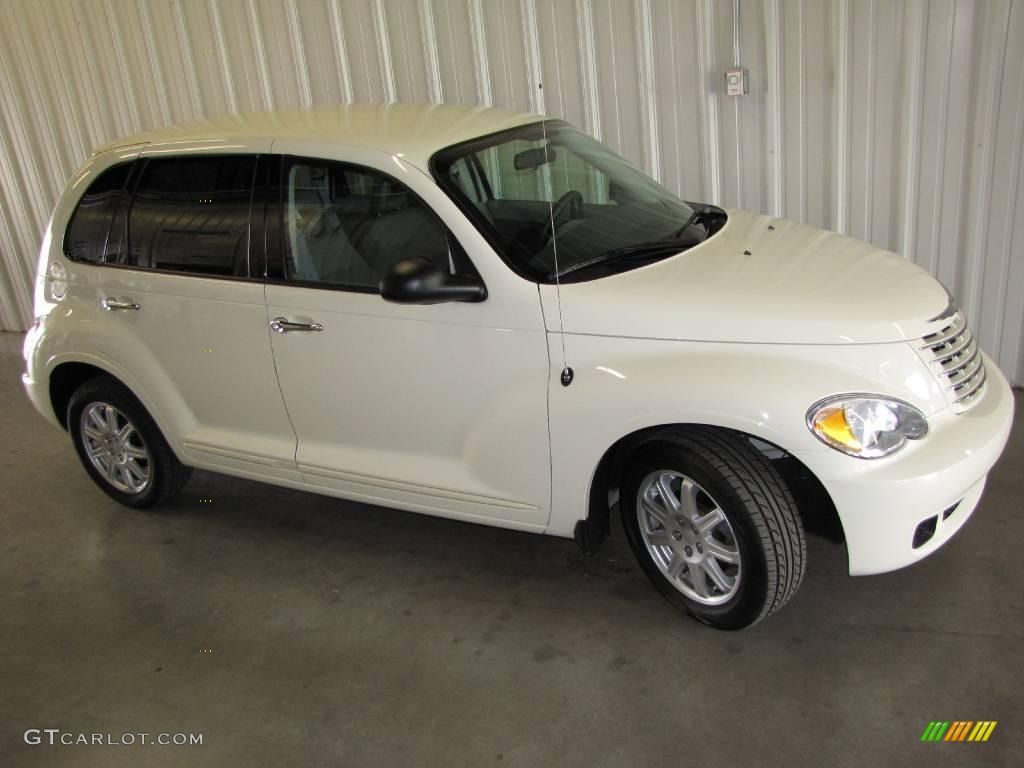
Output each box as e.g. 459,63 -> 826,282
280,158 -> 472,290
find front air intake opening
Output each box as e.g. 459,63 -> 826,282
912,516 -> 938,549
918,308 -> 987,412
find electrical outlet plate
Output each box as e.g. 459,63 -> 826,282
725,68 -> 748,96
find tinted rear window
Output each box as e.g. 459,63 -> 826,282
125,156 -> 256,276
63,162 -> 133,263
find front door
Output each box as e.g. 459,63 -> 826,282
261,150 -> 551,529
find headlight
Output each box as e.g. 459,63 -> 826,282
806,395 -> 928,458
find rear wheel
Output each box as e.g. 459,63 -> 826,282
621,428 -> 806,629
68,376 -> 192,508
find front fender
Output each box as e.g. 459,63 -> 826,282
544,334 -> 945,537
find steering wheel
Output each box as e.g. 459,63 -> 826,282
539,190 -> 583,248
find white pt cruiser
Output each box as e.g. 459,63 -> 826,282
23,104 -> 1014,629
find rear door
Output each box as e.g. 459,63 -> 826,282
71,147 -> 299,481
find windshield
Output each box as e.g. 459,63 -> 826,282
431,121 -> 724,283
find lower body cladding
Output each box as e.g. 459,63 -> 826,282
794,362 -> 1014,575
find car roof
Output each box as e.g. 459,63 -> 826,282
93,102 -> 543,170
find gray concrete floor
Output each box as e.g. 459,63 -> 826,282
0,330 -> 1021,768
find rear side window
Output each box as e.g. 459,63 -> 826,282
125,155 -> 256,276
63,162 -> 133,263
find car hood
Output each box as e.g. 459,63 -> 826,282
541,208 -> 949,345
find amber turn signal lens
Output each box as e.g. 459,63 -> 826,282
814,408 -> 862,451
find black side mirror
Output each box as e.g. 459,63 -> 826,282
380,258 -> 487,305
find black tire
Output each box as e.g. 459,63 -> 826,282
621,428 -> 806,630
68,375 -> 192,508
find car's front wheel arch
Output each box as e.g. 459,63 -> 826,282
580,423 -> 843,557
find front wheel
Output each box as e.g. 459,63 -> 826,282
621,428 -> 806,629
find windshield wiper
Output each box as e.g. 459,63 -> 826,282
673,211 -> 701,239
548,240 -> 690,280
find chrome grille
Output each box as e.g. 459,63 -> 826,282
918,308 -> 987,412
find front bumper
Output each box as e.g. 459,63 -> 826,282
796,353 -> 1014,576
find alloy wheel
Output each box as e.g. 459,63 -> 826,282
79,402 -> 152,495
636,470 -> 742,605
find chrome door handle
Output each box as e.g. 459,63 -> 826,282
270,316 -> 323,333
101,298 -> 140,311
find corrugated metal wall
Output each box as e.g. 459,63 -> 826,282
2,0 -> 1022,383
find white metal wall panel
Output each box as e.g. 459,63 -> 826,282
1,0 -> 1022,384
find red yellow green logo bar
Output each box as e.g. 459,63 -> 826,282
921,721 -> 997,742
